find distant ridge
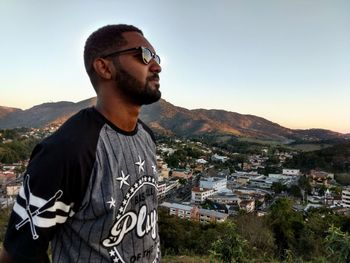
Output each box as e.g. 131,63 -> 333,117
0,97 -> 348,142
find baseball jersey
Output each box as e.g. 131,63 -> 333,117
4,107 -> 160,263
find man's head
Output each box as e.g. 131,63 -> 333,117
84,24 -> 161,105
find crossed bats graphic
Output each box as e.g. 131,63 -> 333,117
15,175 -> 63,240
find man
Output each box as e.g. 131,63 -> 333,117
0,24 -> 162,263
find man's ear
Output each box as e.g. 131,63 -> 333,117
92,58 -> 113,80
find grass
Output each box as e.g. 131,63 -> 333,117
288,144 -> 332,152
162,255 -> 217,263
237,137 -> 285,145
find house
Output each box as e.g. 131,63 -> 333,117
171,169 -> 193,180
308,170 -> 334,186
239,199 -> 255,213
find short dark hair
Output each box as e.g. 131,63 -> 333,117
83,24 -> 143,88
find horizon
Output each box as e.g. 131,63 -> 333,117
1,1 -> 349,133
1,96 -> 349,134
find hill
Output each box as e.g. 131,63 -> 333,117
284,142 -> 350,173
0,97 -> 348,143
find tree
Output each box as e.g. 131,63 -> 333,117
298,176 -> 312,195
288,185 -> 302,198
209,221 -> 248,263
268,198 -> 305,259
271,182 -> 287,194
325,225 -> 350,263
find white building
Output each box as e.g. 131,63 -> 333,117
160,202 -> 228,223
282,169 -> 301,176
269,173 -> 292,180
341,188 -> 350,208
196,158 -> 208,164
191,187 -> 215,204
208,191 -> 240,205
249,177 -> 274,189
200,177 -> 227,191
157,183 -> 166,196
211,154 -> 229,163
160,202 -> 193,219
198,209 -> 228,223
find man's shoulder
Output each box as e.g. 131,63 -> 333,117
40,107 -> 105,152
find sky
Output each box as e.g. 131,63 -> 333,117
1,0 -> 349,133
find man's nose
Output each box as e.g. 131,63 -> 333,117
150,60 -> 161,73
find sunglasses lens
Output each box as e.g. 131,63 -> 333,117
141,47 -> 161,65
142,48 -> 152,64
154,55 -> 161,64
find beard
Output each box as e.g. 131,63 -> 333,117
114,67 -> 161,106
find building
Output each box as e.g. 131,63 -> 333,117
308,170 -> 334,186
172,169 -> 193,180
207,191 -> 240,205
157,183 -> 166,197
341,187 -> 350,208
200,177 -> 227,191
198,208 -> 228,223
282,169 -> 301,176
160,202 -> 228,223
211,154 -> 228,163
156,158 -> 170,179
191,187 -> 215,204
160,202 -> 193,219
239,199 -> 255,213
249,176 -> 274,189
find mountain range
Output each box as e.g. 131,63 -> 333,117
0,97 -> 348,143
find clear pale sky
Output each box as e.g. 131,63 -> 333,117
1,0 -> 349,133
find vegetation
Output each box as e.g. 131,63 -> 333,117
284,142 -> 350,174
159,198 -> 350,262
0,128 -> 41,164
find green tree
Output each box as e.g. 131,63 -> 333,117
271,182 -> 287,194
209,221 -> 248,263
325,225 -> 350,263
268,198 -> 304,259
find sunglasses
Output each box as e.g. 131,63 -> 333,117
101,46 -> 161,65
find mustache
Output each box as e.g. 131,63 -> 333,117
147,73 -> 160,81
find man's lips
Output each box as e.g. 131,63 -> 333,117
147,74 -> 160,82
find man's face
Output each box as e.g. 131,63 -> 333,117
112,32 -> 162,105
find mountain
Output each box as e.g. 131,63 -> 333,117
140,100 -> 292,139
0,106 -> 21,119
0,98 -> 96,128
0,98 -> 347,142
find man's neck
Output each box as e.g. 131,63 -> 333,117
95,97 -> 141,132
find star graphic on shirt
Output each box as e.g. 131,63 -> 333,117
107,197 -> 116,209
109,249 -> 116,257
116,170 -> 130,188
135,155 -> 145,174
